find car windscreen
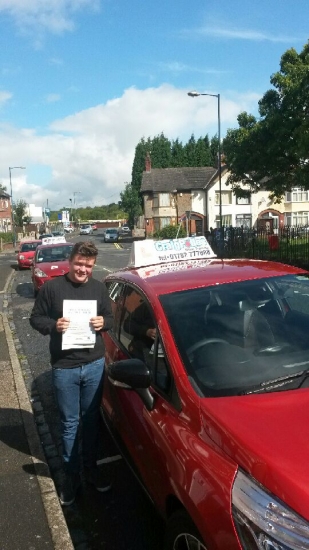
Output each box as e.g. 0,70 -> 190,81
36,245 -> 73,263
160,274 -> 309,397
20,242 -> 39,252
106,229 -> 117,234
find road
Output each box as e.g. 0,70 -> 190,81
6,230 -> 165,550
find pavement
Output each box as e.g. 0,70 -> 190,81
0,258 -> 74,550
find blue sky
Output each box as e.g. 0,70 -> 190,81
0,0 -> 308,210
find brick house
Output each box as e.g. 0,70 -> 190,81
0,189 -> 12,233
141,155 -> 219,236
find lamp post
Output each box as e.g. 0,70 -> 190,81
9,166 -> 26,247
187,90 -> 222,230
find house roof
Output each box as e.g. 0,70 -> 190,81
141,166 -> 218,193
0,190 -> 10,199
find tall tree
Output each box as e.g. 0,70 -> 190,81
223,41 -> 309,201
14,199 -> 29,227
171,138 -> 184,167
119,183 -> 142,228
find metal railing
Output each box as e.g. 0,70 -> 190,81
209,226 -> 309,269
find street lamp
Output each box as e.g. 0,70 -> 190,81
9,166 -> 26,247
187,90 -> 222,230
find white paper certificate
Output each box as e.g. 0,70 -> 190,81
62,300 -> 97,350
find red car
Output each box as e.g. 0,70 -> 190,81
102,236 -> 309,549
31,240 -> 73,296
16,239 -> 42,269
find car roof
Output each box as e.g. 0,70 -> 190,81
107,257 -> 307,297
106,238 -> 308,297
20,239 -> 41,244
36,242 -> 72,250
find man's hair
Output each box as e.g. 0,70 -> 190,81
69,241 -> 98,261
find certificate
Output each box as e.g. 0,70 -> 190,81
62,300 -> 97,350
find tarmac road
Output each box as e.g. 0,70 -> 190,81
4,237 -> 165,550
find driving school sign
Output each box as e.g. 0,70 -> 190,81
128,236 -> 216,268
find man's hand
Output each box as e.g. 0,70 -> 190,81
146,328 -> 156,339
56,317 -> 70,333
90,316 -> 105,331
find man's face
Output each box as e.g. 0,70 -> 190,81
68,254 -> 96,284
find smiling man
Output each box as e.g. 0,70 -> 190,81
30,241 -> 113,506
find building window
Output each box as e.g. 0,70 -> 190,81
284,212 -> 309,226
215,215 -> 232,228
236,214 -> 252,228
153,194 -> 159,208
161,217 -> 171,228
153,217 -> 160,232
215,191 -> 232,205
289,188 -> 309,202
236,194 -> 251,205
159,193 -> 171,207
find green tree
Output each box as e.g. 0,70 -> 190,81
223,41 -> 309,201
183,134 -> 197,166
119,183 -> 142,228
14,199 -> 29,227
0,183 -> 7,193
171,138 -> 184,167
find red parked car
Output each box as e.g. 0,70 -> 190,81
101,236 -> 309,550
31,239 -> 73,296
16,239 -> 41,269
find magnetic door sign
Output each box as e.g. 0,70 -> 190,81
128,237 -> 216,268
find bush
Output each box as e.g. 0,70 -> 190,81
153,224 -> 186,240
0,232 -> 14,243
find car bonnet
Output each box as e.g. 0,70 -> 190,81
199,390 -> 309,520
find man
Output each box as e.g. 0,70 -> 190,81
30,241 -> 113,506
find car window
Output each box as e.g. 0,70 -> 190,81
106,281 -> 126,334
160,274 -> 309,397
20,242 -> 39,252
118,286 -> 171,392
36,245 -> 73,262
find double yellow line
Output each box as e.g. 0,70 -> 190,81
114,242 -> 123,249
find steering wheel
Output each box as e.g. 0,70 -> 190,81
254,342 -> 295,356
187,338 -> 229,361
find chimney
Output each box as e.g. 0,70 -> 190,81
145,152 -> 151,173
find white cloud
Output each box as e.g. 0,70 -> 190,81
0,91 -> 12,106
0,0 -> 101,36
45,93 -> 61,103
188,24 -> 304,44
0,85 -> 259,210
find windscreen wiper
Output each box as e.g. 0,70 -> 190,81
241,370 -> 309,395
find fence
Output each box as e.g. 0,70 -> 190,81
210,226 -> 309,270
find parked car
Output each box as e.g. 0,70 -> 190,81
104,228 -> 118,242
51,231 -> 65,237
91,223 -> 98,231
101,236 -> 309,549
16,239 -> 41,269
39,233 -> 53,240
79,224 -> 93,235
119,224 -> 130,234
31,241 -> 73,296
64,225 -> 74,234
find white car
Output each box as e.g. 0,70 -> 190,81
79,224 -> 93,235
64,226 -> 74,233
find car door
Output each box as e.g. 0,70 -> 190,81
103,282 -> 182,507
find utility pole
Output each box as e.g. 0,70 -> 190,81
73,191 -> 81,224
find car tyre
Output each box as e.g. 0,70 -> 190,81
163,510 -> 207,550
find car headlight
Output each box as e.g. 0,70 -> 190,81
34,268 -> 48,278
232,470 -> 309,549
19,255 -> 25,260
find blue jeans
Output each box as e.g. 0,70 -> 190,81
52,358 -> 104,474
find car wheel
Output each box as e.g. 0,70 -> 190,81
164,510 -> 207,550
